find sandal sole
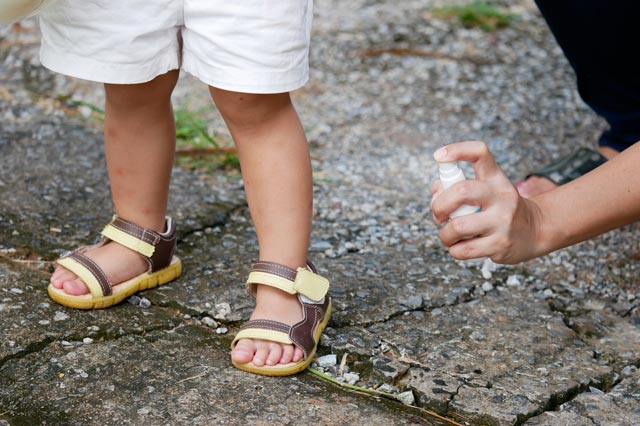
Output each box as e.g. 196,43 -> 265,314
47,256 -> 182,309
231,298 -> 332,376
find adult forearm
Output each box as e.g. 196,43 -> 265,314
533,142 -> 640,256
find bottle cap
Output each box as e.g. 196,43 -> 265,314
438,162 -> 460,179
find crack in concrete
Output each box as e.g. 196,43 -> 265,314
0,308 -> 185,371
0,336 -> 58,370
153,298 -> 240,328
511,370 -> 616,426
337,285 -> 482,328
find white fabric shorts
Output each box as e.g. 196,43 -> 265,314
39,0 -> 313,93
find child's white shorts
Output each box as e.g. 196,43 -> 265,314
39,0 -> 313,93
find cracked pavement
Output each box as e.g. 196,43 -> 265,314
1,0 -> 639,425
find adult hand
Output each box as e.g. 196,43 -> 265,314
430,141 -> 546,264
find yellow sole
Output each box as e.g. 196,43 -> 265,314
47,256 -> 182,310
231,299 -> 332,376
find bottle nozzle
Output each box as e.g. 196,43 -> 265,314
438,161 -> 463,180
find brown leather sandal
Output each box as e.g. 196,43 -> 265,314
48,215 -> 182,309
231,260 -> 331,376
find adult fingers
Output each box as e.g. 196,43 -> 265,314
431,180 -> 492,223
433,141 -> 501,181
429,179 -> 442,197
438,210 -> 495,247
446,235 -> 496,261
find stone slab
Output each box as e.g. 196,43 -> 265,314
0,324 -> 450,426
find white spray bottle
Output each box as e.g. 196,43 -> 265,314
437,161 -> 480,218
436,159 -> 498,275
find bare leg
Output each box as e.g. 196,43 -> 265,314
50,70 -> 179,294
516,146 -> 619,198
210,88 -> 312,367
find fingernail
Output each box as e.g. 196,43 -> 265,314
430,190 -> 441,206
434,147 -> 447,161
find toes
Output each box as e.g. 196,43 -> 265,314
292,347 -> 305,363
280,344 -> 295,364
231,339 -> 256,364
62,278 -> 90,296
252,341 -> 270,367
233,339 -> 300,367
265,342 -> 283,366
51,268 -> 79,294
50,268 -> 76,288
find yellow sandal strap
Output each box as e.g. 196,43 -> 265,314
100,218 -> 157,258
231,322 -> 293,349
246,261 -> 329,302
57,254 -> 111,298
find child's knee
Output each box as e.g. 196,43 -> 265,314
211,89 -> 291,128
105,71 -> 178,110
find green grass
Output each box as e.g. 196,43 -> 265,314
173,105 -> 240,171
55,96 -> 239,171
432,2 -> 517,32
174,105 -> 216,148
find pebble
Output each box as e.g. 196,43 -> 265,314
377,383 -> 400,394
481,282 -> 494,292
588,386 -> 605,395
215,327 -> 228,334
127,296 -> 141,306
201,317 -> 218,328
139,298 -> 151,309
53,311 -> 69,322
317,354 -> 337,368
213,303 -> 231,320
311,241 -> 333,251
396,391 -> 415,406
82,338 -> 93,344
481,258 -> 497,279
506,275 -> 521,287
137,408 -> 150,416
403,295 -> 423,310
343,372 -> 360,385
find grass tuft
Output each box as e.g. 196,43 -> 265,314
173,105 -> 239,171
432,2 -> 517,32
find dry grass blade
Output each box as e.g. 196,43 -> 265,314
307,367 -> 463,426
175,146 -> 238,157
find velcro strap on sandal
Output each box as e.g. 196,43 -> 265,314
100,217 -> 158,258
247,261 -> 329,302
232,320 -> 294,349
57,253 -> 112,297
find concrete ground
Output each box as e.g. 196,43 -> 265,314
1,1 -> 638,425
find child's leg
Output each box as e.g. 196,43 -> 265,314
50,70 -> 179,294
210,88 -> 312,367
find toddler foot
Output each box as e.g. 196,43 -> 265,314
231,285 -> 305,366
516,146 -> 619,199
50,242 -> 148,295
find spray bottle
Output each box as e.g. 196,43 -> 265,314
436,159 -> 498,277
436,161 -> 480,218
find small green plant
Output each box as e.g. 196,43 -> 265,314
432,2 -> 517,32
173,105 -> 239,171
55,96 -> 239,171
